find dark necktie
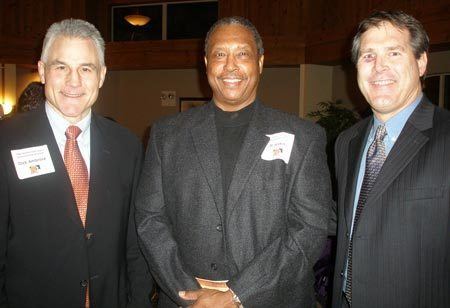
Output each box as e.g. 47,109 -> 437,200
64,125 -> 90,307
344,124 -> 387,306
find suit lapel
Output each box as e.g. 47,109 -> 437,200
343,118 -> 371,232
365,100 -> 434,206
226,102 -> 269,221
30,106 -> 84,228
86,115 -> 113,228
191,103 -> 225,218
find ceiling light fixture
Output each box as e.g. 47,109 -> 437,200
124,14 -> 151,26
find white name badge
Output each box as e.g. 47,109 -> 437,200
261,132 -> 295,164
11,145 -> 56,179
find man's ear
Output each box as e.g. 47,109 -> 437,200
258,55 -> 264,74
417,52 -> 428,77
98,66 -> 107,88
37,61 -> 46,84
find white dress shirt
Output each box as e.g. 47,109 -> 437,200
45,102 -> 91,175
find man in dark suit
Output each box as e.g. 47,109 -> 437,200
331,11 -> 450,308
136,16 -> 332,307
0,19 -> 152,308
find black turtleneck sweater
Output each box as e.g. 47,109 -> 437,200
214,102 -> 255,203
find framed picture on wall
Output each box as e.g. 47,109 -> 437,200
179,97 -> 210,112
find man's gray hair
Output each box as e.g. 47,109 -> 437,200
41,19 -> 105,66
204,16 -> 264,56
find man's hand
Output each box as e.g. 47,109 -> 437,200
179,289 -> 238,308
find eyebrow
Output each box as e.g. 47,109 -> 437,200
47,60 -> 66,66
211,43 -> 253,50
386,45 -> 406,51
360,45 -> 406,53
48,60 -> 98,70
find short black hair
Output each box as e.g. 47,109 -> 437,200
204,16 -> 264,55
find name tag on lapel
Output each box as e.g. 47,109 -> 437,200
261,132 -> 295,164
11,145 -> 55,179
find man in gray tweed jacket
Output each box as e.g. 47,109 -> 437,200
136,16 -> 332,308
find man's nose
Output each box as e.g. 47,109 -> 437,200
66,68 -> 82,86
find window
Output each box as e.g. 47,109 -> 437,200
112,4 -> 163,41
423,73 -> 450,110
111,1 -> 218,42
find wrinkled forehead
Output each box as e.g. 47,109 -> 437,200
359,21 -> 412,50
45,35 -> 102,65
363,21 -> 410,41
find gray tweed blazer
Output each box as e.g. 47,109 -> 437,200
136,100 -> 332,307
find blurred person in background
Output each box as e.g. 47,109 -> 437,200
17,81 -> 46,113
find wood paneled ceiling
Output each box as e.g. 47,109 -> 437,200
1,0 -> 449,69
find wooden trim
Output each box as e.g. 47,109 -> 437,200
105,39 -> 204,69
1,0 -> 449,68
105,36 -> 305,70
264,36 -> 306,67
0,38 -> 40,64
305,39 -> 351,65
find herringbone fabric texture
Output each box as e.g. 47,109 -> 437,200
64,125 -> 90,308
344,125 -> 387,306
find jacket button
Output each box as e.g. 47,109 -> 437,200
80,280 -> 88,287
340,271 -> 344,277
211,263 -> 218,271
86,233 -> 93,240
216,224 -> 223,232
346,232 -> 349,238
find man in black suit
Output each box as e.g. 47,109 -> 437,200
0,19 -> 152,307
331,11 -> 450,308
136,16 -> 332,307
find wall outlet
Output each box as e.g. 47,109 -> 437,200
161,91 -> 177,107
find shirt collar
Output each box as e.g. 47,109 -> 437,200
45,101 -> 91,140
372,92 -> 423,143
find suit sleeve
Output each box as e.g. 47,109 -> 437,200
328,134 -> 344,237
0,148 -> 9,307
126,141 -> 155,308
135,123 -> 200,307
227,128 -> 332,305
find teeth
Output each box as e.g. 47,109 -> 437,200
371,80 -> 394,85
223,79 -> 241,83
61,91 -> 83,98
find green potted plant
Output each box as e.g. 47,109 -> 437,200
308,100 -> 359,184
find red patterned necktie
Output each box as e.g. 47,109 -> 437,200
64,125 -> 90,307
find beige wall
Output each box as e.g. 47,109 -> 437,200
300,64 -> 333,118
95,68 -> 209,139
258,66 -> 300,116
96,66 -> 300,138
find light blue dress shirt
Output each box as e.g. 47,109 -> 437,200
342,93 -> 423,289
